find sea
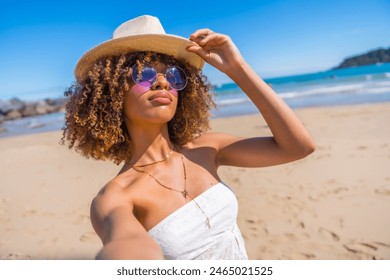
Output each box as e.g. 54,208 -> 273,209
1,62 -> 390,138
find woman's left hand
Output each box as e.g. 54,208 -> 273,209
188,30 -> 316,168
187,29 -> 244,76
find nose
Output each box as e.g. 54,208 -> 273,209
151,73 -> 170,90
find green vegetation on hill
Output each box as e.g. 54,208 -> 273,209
333,47 -> 390,69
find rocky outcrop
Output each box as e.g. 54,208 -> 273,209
333,47 -> 390,69
0,97 -> 66,122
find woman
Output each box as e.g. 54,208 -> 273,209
62,15 -> 315,260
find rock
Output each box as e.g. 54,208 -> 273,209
21,102 -> 38,117
35,100 -> 50,115
5,109 -> 23,120
45,98 -> 64,106
0,115 -> 6,133
0,97 -> 67,121
0,99 -> 25,115
10,97 -> 24,105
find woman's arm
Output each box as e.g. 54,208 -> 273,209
90,183 -> 163,260
187,29 -> 316,167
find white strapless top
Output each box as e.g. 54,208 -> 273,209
147,182 -> 248,260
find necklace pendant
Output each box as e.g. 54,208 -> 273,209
182,189 -> 188,198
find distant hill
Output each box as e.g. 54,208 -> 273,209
333,47 -> 390,69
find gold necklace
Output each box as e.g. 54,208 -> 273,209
132,152 -> 188,198
131,150 -> 211,228
128,149 -> 173,168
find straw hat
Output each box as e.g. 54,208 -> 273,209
74,15 -> 204,82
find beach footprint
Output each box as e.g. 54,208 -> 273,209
318,227 -> 340,242
374,187 -> 390,195
343,242 -> 379,259
80,231 -> 98,243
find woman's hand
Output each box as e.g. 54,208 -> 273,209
187,29 -> 244,76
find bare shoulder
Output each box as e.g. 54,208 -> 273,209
90,178 -> 162,258
189,132 -> 241,150
92,167 -> 140,207
91,180 -> 132,217
90,176 -> 137,241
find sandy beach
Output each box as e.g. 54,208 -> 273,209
0,102 -> 389,260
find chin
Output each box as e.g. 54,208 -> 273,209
141,110 -> 176,124
151,114 -> 176,124
124,101 -> 177,125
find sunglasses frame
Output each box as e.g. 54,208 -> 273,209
131,63 -> 188,91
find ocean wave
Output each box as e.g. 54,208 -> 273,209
278,80 -> 390,99
217,97 -> 250,106
215,80 -> 390,106
278,83 -> 366,99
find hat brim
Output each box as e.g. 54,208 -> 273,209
74,34 -> 204,82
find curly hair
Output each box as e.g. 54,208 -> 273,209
61,52 -> 215,165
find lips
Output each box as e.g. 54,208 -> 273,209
148,91 -> 173,105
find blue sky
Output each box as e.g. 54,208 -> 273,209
0,0 -> 389,100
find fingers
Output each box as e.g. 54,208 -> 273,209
187,29 -> 231,62
199,33 -> 229,47
190,30 -> 229,48
187,29 -> 215,60
186,45 -> 211,61
189,28 -> 214,41
189,28 -> 215,46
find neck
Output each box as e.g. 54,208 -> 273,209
125,121 -> 175,166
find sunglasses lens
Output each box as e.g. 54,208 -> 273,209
131,64 -> 188,90
166,66 -> 187,90
131,64 -> 157,87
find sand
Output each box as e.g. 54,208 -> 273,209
0,103 -> 389,260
